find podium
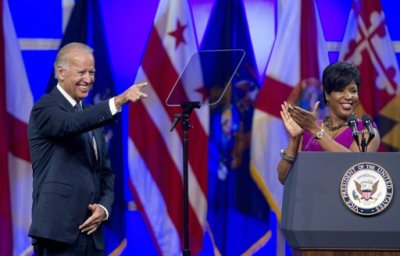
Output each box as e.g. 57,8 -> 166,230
281,152 -> 400,256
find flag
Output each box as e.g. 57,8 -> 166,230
45,1 -> 126,254
127,0 -> 208,255
1,0 -> 34,254
89,1 -> 126,254
199,0 -> 271,254
0,0 -> 13,254
250,0 -> 329,254
46,0 -> 87,91
339,0 -> 400,152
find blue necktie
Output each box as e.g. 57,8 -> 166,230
74,102 -> 83,112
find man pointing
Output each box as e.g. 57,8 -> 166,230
28,42 -> 147,256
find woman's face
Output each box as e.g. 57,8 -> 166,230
326,81 -> 359,120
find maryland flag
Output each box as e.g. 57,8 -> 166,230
339,0 -> 400,151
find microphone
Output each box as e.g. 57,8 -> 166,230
347,114 -> 360,149
362,114 -> 375,144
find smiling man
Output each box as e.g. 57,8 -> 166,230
28,42 -> 147,256
56,43 -> 96,101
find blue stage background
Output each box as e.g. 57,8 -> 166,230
7,0 -> 400,255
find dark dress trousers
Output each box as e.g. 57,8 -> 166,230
28,87 -> 117,251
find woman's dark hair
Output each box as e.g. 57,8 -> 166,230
322,62 -> 360,104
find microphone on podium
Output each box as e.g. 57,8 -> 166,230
347,114 -> 360,151
362,114 -> 375,145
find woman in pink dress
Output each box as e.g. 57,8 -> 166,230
278,62 -> 381,184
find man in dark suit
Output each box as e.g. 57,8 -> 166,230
28,42 -> 147,255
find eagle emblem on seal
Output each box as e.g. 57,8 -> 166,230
340,162 -> 393,216
354,180 -> 379,201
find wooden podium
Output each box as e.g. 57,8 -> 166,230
281,153 -> 400,256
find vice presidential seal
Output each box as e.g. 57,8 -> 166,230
340,162 -> 393,216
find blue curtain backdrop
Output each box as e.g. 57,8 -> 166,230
8,0 -> 400,254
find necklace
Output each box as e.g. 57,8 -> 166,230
323,116 -> 348,131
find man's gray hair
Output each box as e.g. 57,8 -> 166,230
54,42 -> 94,79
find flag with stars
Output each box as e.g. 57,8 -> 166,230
339,0 -> 400,151
127,0 -> 208,255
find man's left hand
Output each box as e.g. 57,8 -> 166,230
79,204 -> 106,235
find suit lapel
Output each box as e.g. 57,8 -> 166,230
51,87 -> 76,112
56,89 -> 98,166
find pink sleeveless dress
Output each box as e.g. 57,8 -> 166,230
301,120 -> 375,151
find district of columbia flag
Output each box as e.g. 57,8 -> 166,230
1,0 -> 34,255
250,0 -> 329,255
127,0 -> 208,255
339,0 -> 400,152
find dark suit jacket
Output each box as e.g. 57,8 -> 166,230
28,87 -> 117,250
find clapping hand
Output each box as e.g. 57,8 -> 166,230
289,101 -> 320,132
280,101 -> 303,138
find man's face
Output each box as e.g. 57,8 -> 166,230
58,51 -> 95,102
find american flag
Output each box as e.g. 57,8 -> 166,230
0,0 -> 34,254
127,0 -> 208,254
339,0 -> 400,152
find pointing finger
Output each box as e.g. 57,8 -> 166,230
135,82 -> 148,89
139,92 -> 148,98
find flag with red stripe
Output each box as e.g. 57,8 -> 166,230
0,0 -> 12,254
339,0 -> 400,151
1,0 -> 34,254
250,0 -> 329,254
127,0 -> 208,254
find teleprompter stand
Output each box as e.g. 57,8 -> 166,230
170,102 -> 200,256
166,49 -> 245,255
